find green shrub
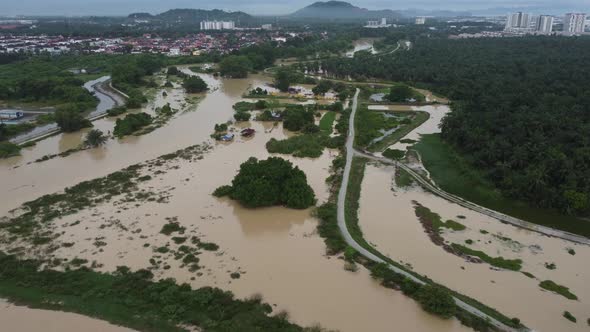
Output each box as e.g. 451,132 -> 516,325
0,142 -> 21,159
234,111 -> 251,121
113,112 -> 152,137
416,285 -> 456,318
213,185 -> 233,197
182,76 -> 208,93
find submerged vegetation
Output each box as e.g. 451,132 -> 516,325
0,252 -> 308,332
451,244 -> 522,271
539,280 -> 578,300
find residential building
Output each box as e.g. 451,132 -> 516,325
200,21 -> 235,31
505,12 -> 531,30
564,13 -> 586,34
415,17 -> 426,25
535,15 -> 554,34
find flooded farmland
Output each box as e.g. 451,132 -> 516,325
358,103 -> 590,332
0,70 -> 472,331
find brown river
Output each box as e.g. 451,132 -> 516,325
0,68 -> 471,331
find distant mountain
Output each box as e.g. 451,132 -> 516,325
291,1 -> 401,19
127,9 -> 253,24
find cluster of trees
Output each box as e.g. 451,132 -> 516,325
321,36 -> 590,216
219,55 -> 253,78
273,67 -> 316,92
110,54 -> 165,107
113,112 -> 152,137
182,75 -> 208,93
54,105 -> 93,132
282,105 -> 316,132
213,157 -> 316,209
388,84 -> 424,103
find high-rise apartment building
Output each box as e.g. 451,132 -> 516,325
200,21 -> 235,30
505,12 -> 531,30
535,15 -> 554,34
564,13 -> 587,34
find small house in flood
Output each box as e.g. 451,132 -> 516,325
241,128 -> 255,137
220,133 -> 235,141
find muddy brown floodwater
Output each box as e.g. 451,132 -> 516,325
0,300 -> 136,332
0,69 -> 471,331
359,104 -> 590,332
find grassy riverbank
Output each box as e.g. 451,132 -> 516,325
414,134 -> 590,238
0,252 -> 306,332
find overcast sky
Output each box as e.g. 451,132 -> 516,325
1,0 -> 588,16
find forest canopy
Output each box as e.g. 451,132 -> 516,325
319,36 -> 590,216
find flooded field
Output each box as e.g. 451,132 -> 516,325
358,102 -> 590,331
359,164 -> 590,331
0,300 -> 135,332
0,70 -> 471,331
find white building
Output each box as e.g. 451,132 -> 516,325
505,12 -> 531,30
564,13 -> 586,34
200,21 -> 236,30
415,17 -> 426,25
535,15 -> 554,34
364,18 -> 391,28
261,24 -> 272,30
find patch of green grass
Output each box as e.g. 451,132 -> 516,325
266,133 -> 343,158
545,262 -> 557,270
395,167 -> 414,188
451,244 -> 522,271
414,134 -> 590,237
539,280 -> 578,300
319,111 -> 336,133
368,111 -> 429,152
414,205 -> 466,233
522,272 -> 535,279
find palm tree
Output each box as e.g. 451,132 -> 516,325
84,129 -> 108,148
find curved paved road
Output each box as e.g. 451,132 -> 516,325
11,76 -> 127,145
337,89 -> 524,332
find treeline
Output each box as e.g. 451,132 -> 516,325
320,36 -> 590,216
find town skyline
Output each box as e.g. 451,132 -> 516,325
0,0 -> 589,16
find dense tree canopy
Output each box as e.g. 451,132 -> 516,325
282,105 -> 315,132
219,55 -> 252,78
214,157 -> 316,209
320,36 -> 590,216
182,75 -> 208,93
113,112 -> 152,137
